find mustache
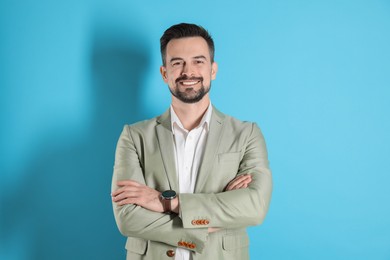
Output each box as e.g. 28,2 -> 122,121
175,75 -> 203,83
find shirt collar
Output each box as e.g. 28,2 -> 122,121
170,103 -> 213,134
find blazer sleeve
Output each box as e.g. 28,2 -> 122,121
179,123 -> 273,229
112,125 -> 208,253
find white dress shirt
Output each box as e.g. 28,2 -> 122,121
170,103 -> 212,260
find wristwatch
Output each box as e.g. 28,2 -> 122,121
161,190 -> 177,213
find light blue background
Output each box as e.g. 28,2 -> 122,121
1,0 -> 390,259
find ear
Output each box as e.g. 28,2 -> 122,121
160,66 -> 168,83
211,62 -> 218,80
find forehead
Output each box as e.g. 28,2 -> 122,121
166,37 -> 210,59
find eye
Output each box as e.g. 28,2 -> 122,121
195,60 -> 204,64
171,60 -> 185,68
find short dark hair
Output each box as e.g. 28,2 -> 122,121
160,23 -> 215,66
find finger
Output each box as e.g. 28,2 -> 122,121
117,198 -> 138,206
226,175 -> 252,191
117,180 -> 141,187
228,175 -> 248,186
239,175 -> 252,185
227,182 -> 244,190
111,186 -> 135,197
227,175 -> 251,190
235,177 -> 252,188
111,187 -> 126,197
233,174 -> 249,181
235,174 -> 251,183
112,190 -> 141,202
112,181 -> 142,196
229,182 -> 247,191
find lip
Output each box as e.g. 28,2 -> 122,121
180,80 -> 200,86
176,76 -> 203,86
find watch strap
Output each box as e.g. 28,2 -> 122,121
163,198 -> 172,213
161,190 -> 176,214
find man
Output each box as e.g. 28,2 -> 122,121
111,23 -> 272,260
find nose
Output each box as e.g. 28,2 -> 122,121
181,62 -> 194,76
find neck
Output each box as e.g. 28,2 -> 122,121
171,95 -> 210,131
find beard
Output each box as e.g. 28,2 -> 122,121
169,76 -> 211,104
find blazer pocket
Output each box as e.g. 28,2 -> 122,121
218,152 -> 241,164
222,233 -> 249,251
125,237 -> 148,255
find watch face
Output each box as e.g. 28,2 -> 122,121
162,190 -> 176,199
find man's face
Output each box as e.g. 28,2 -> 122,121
160,37 -> 218,103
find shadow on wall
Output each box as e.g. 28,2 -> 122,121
1,24 -> 151,259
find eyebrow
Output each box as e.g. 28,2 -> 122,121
193,55 -> 207,60
169,57 -> 184,63
169,55 -> 208,63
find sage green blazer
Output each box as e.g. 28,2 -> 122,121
112,107 -> 272,260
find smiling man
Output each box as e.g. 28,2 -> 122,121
162,36 -> 216,105
111,23 -> 272,260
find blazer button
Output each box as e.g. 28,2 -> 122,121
205,220 -> 210,225
191,220 -> 197,225
166,250 -> 175,257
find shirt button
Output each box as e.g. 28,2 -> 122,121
166,250 -> 175,257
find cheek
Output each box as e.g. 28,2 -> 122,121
167,76 -> 178,87
163,72 -> 175,84
203,72 -> 212,82
201,67 -> 213,79
167,69 -> 180,79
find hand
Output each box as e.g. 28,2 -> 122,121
225,174 -> 252,191
111,180 -> 164,213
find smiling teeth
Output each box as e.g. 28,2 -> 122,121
182,81 -> 198,86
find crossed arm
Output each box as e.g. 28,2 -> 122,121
111,174 -> 253,231
111,123 -> 272,253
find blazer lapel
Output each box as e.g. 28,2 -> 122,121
156,110 -> 178,192
194,107 -> 225,193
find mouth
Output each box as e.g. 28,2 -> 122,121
180,80 -> 201,86
176,76 -> 203,87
